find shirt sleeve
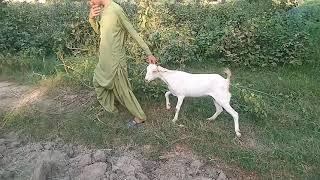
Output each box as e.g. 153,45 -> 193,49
116,7 -> 152,56
89,17 -> 100,34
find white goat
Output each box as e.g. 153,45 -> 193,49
145,64 -> 241,137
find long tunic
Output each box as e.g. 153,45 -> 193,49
89,1 -> 151,89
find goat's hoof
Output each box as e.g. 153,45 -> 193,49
172,119 -> 177,123
166,105 -> 171,110
236,132 -> 241,137
207,117 -> 215,121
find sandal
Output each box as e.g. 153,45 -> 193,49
127,118 -> 144,129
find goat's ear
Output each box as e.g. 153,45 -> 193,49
157,66 -> 167,72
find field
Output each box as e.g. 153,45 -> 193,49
1,0 -> 319,179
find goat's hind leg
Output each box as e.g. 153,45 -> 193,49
214,92 -> 241,137
221,102 -> 241,137
207,100 -> 223,121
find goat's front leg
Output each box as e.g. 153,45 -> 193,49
172,96 -> 185,123
165,91 -> 171,110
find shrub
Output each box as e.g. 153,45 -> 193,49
161,1 -> 310,66
1,0 -> 317,69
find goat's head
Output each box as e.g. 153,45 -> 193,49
145,64 -> 167,82
145,64 -> 158,82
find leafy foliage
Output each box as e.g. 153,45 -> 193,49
0,0 -> 318,69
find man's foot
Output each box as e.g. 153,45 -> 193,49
127,118 -> 144,129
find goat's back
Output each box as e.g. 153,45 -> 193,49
165,71 -> 229,97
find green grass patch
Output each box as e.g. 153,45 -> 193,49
2,63 -> 320,179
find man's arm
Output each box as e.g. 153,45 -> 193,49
89,18 -> 100,34
117,7 -> 152,56
89,5 -> 101,34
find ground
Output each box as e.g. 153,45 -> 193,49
0,81 -> 239,180
1,64 -> 319,179
0,131 -> 233,180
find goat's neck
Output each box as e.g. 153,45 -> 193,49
158,70 -> 173,86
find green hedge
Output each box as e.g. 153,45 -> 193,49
0,2 -> 98,57
0,0 -> 319,70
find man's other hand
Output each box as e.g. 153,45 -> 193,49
89,4 -> 101,19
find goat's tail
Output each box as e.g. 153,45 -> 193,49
224,68 -> 232,81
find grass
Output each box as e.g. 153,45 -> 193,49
1,61 -> 319,179
1,0 -> 319,178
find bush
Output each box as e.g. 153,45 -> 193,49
0,1 -> 98,58
288,0 -> 320,65
160,1 -> 310,66
0,0 -> 318,74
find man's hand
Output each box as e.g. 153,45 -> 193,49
89,4 -> 101,19
147,55 -> 157,64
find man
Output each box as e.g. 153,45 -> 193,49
89,0 -> 157,127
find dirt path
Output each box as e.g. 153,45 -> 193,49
0,81 -> 236,180
0,81 -> 29,113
